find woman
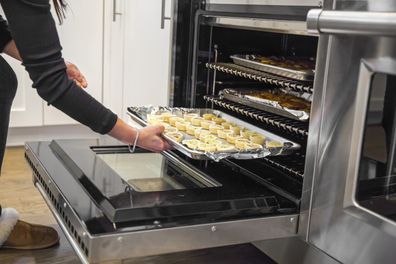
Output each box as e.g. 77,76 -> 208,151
0,0 -> 170,249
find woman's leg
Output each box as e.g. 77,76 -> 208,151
0,55 -> 17,173
0,56 -> 59,250
0,55 -> 18,247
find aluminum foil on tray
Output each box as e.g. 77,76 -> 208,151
220,88 -> 311,121
231,54 -> 315,81
127,106 -> 301,162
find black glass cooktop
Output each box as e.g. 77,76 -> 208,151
27,138 -> 297,230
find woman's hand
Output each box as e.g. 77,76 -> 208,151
66,62 -> 88,88
109,118 -> 171,153
137,125 -> 172,153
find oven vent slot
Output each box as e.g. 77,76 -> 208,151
206,63 -> 313,93
24,153 -> 90,258
203,95 -> 308,137
263,154 -> 305,178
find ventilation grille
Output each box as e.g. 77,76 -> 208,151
25,153 -> 89,258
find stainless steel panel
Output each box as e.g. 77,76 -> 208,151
297,32 -> 330,241
307,9 -> 396,36
205,16 -> 315,36
91,215 -> 297,263
308,13 -> 396,264
253,237 -> 340,264
206,0 -> 322,6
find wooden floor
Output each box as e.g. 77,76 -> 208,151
0,147 -> 276,264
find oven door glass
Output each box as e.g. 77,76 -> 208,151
357,73 -> 396,222
97,152 -> 220,192
49,139 -> 297,225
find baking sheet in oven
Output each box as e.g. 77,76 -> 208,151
220,88 -> 310,121
128,106 -> 300,161
231,54 -> 315,81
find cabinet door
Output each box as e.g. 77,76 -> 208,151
5,56 -> 43,128
43,0 -> 104,125
122,0 -> 172,113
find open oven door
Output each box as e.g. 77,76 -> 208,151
306,6 -> 396,264
25,138 -> 298,263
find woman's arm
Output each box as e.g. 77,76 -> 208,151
3,40 -> 87,88
3,40 -> 21,61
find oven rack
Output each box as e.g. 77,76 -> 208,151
203,95 -> 309,137
263,154 -> 305,178
206,62 -> 313,93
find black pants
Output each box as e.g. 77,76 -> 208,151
0,55 -> 18,217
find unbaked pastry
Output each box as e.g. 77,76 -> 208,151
235,138 -> 251,150
203,113 -> 216,120
183,113 -> 199,122
175,121 -> 190,131
217,129 -> 233,139
209,124 -> 223,135
250,133 -> 266,145
169,116 -> 184,126
182,139 -> 200,150
201,120 -> 216,130
191,117 -> 204,126
166,131 -> 184,143
186,124 -> 200,136
266,141 -> 284,148
212,117 -> 226,125
195,129 -> 210,139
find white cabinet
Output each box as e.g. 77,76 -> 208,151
5,56 -> 43,128
44,0 -> 105,125
104,0 -> 173,120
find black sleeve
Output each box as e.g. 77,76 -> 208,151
0,15 -> 12,52
0,0 -> 117,134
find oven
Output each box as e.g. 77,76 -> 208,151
24,0 -> 396,263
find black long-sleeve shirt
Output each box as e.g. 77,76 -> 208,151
0,0 -> 117,134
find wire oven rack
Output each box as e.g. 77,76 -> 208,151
263,154 -> 305,178
203,95 -> 309,137
206,63 -> 314,93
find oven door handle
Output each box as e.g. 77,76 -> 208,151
307,9 -> 396,36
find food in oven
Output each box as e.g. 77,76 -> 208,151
254,56 -> 315,71
220,88 -> 311,121
231,54 -> 315,81
248,90 -> 311,112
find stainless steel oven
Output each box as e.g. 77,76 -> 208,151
25,0 -> 396,263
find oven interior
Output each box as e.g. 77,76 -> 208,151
173,20 -> 319,209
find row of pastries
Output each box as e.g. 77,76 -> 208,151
147,112 -> 283,153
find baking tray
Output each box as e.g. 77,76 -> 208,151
231,55 -> 315,81
127,106 -> 300,161
220,89 -> 310,122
